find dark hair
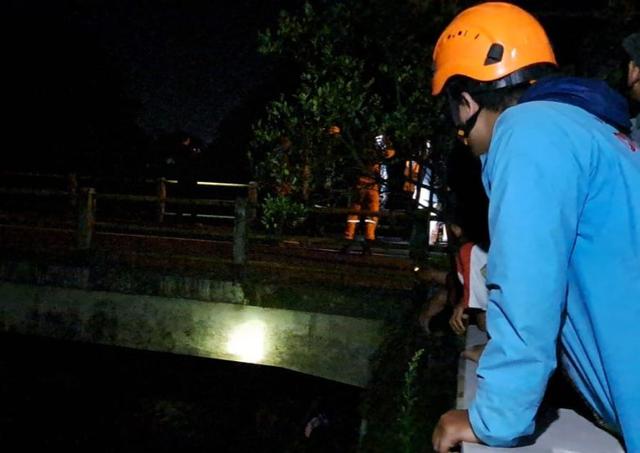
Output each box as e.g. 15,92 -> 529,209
623,32 -> 640,67
444,200 -> 490,252
446,64 -> 557,112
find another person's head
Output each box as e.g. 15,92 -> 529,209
623,32 -> 640,102
445,199 -> 490,251
445,204 -> 468,245
327,125 -> 341,136
373,133 -> 396,159
449,223 -> 463,240
431,2 -> 557,156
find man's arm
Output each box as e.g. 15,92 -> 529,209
468,109 -> 588,446
433,410 -> 479,453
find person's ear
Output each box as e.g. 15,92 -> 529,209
460,92 -> 480,115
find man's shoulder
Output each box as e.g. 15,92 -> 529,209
497,100 -> 591,129
492,101 -> 602,155
485,102 -> 595,182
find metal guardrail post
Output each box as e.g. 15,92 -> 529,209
157,177 -> 167,223
233,197 -> 248,267
76,188 -> 96,250
247,181 -> 258,221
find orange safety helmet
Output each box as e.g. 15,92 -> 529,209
431,2 -> 557,96
327,125 -> 341,136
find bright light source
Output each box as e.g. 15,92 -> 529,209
226,320 -> 266,363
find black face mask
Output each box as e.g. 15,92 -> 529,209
447,90 -> 482,146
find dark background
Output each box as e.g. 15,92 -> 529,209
5,0 -> 636,180
0,332 -> 361,452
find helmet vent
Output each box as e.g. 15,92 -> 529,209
484,43 -> 504,65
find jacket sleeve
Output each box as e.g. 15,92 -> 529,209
468,109 -> 588,446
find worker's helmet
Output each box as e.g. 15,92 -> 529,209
374,134 -> 390,151
431,2 -> 557,96
374,134 -> 396,159
327,125 -> 341,136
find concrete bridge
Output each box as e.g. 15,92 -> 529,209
0,223 -> 417,387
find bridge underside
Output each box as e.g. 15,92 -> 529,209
0,281 -> 383,387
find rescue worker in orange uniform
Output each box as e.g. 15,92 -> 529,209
342,134 -> 395,255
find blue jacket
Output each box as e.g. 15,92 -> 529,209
470,77 -> 640,450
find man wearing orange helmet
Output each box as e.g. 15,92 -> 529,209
430,3 -> 640,452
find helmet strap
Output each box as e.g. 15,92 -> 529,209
445,88 -> 483,146
456,106 -> 482,146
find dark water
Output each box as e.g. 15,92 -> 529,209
0,333 -> 361,452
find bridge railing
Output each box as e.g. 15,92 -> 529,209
1,171 -> 447,262
0,172 -> 258,266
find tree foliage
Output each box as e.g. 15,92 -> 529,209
249,0 -> 460,205
249,0 -> 639,209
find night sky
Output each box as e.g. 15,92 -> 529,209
8,1 -> 298,142
74,0 -> 295,142
5,0 -> 636,175
6,0 -> 299,177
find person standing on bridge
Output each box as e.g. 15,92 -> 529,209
341,134 -> 394,256
428,3 -> 640,452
